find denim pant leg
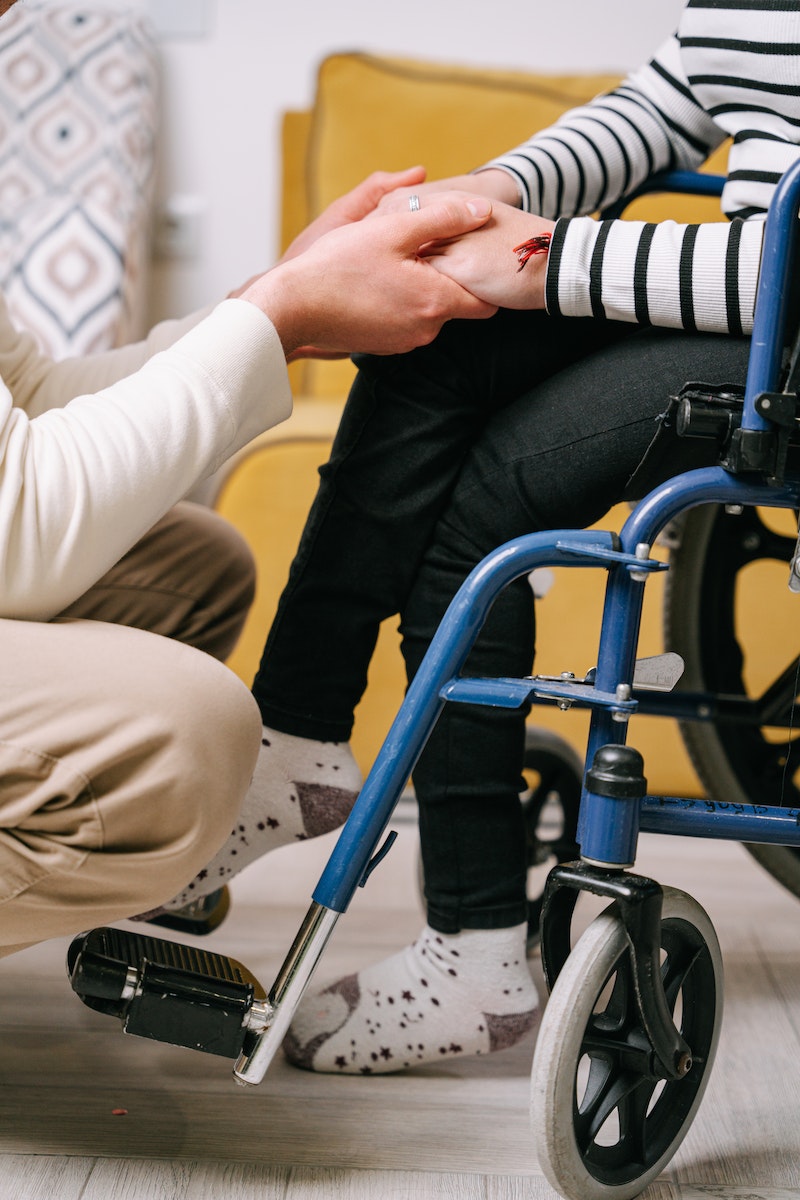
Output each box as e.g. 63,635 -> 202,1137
402,326 -> 752,933
253,310 -> 627,739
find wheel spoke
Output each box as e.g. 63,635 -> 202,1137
749,526 -> 796,565
603,958 -> 634,1028
575,1053 -> 613,1149
575,962 -> 657,1155
576,1057 -> 644,1151
576,1053 -> 658,1161
617,1077 -> 659,1164
725,508 -> 796,568
533,763 -> 562,797
756,655 -> 800,727
742,728 -> 800,790
661,941 -> 701,1012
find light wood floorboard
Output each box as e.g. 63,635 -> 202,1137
1,821 -> 799,1198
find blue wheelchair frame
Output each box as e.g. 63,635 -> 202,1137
231,161 -> 800,1087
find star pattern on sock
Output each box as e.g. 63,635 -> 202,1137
283,924 -> 539,1074
148,728 -> 362,915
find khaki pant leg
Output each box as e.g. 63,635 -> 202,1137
58,501 -> 256,662
0,617 -> 261,957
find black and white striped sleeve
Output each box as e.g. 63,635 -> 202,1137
544,213 -> 763,334
480,34 -> 726,218
476,27 -> 766,334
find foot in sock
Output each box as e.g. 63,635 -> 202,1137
283,923 -> 539,1074
157,727 -> 362,911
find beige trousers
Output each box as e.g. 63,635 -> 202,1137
0,502 -> 262,957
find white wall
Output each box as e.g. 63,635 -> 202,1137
93,0 -> 686,323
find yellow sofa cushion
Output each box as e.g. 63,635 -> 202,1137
306,53 -> 622,213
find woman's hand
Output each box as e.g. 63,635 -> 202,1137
242,193 -> 499,358
374,168 -> 522,215
423,202 -> 555,310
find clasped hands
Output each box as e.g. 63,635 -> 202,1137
373,169 -> 555,312
238,165 -> 553,361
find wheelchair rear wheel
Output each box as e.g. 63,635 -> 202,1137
531,886 -> 723,1200
664,502 -> 800,897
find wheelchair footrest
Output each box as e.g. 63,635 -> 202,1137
67,926 -> 269,1059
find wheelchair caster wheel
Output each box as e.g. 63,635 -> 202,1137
531,887 -> 723,1200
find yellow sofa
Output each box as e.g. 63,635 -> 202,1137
213,51 -> 730,789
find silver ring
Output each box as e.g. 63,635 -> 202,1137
408,194 -> 420,212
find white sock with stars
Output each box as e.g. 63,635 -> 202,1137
161,727 -> 361,910
283,922 -> 539,1074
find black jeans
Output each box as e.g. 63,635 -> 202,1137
253,309 -> 751,932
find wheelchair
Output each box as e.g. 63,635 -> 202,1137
67,160 -> 800,1200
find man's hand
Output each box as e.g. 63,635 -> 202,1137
241,194 -> 498,357
423,202 -> 555,310
280,166 -> 428,262
228,167 -> 430,302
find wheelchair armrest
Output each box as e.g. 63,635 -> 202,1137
601,170 -> 726,220
601,160 -> 800,480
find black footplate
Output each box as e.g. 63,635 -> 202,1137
68,926 -> 268,1058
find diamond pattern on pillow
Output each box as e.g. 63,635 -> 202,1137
0,194 -> 129,357
0,2 -> 157,357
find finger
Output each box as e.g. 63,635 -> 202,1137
398,195 -> 493,251
345,166 -> 428,220
428,271 -> 498,320
363,166 -> 426,201
455,296 -> 499,320
379,165 -> 427,192
416,235 -> 461,258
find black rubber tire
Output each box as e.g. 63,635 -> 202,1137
531,886 -> 723,1200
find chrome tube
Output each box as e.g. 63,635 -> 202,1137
233,901 -> 339,1086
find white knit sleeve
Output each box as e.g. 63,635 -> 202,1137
0,299 -> 292,619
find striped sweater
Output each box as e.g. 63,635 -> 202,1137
485,0 -> 800,334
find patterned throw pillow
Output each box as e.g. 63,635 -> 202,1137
0,2 -> 157,356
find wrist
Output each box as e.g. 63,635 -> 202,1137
240,262 -> 305,357
471,167 -> 524,208
513,232 -> 552,272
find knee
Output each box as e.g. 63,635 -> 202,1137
156,655 -> 261,851
106,640 -> 262,902
0,620 -> 262,932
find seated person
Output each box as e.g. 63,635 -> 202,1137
0,0 -> 497,961
156,0 -> 776,1073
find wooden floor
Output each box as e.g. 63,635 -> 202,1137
2,809 -> 800,1200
